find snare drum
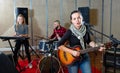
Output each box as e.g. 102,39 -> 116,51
39,39 -> 49,51
39,56 -> 60,73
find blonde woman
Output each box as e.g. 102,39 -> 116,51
13,14 -> 32,68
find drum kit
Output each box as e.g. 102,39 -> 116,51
35,35 -> 64,73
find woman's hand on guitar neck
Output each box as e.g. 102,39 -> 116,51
89,41 -> 98,47
89,41 -> 106,52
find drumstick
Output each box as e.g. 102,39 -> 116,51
55,29 -> 61,40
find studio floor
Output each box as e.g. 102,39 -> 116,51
2,50 -> 120,73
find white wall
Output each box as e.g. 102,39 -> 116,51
0,0 -> 120,49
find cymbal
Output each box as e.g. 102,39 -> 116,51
34,35 -> 49,40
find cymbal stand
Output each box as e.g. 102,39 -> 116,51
29,44 -> 40,58
49,43 -> 54,73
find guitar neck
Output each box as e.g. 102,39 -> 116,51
80,46 -> 100,54
80,42 -> 112,54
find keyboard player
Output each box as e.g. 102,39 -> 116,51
13,14 -> 32,68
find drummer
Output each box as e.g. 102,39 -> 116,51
49,20 -> 67,41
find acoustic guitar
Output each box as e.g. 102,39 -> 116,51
58,42 -> 112,66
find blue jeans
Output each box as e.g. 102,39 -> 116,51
67,54 -> 92,73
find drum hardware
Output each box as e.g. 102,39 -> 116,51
39,40 -> 61,73
39,39 -> 49,52
39,39 -> 59,52
39,56 -> 61,73
38,39 -> 65,73
53,41 -> 59,50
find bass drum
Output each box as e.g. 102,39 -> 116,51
39,56 -> 60,73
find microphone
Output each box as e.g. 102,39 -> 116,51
83,21 -> 94,28
83,21 -> 94,35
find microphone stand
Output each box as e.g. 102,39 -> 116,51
86,23 -> 120,73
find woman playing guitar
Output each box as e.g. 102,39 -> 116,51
57,10 -> 105,73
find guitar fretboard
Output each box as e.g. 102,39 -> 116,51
80,46 -> 100,54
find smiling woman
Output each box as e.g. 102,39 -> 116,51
16,8 -> 28,24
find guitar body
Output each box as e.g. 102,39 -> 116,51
58,42 -> 111,66
58,46 -> 81,66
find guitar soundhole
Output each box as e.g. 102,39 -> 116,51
63,52 -> 68,61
